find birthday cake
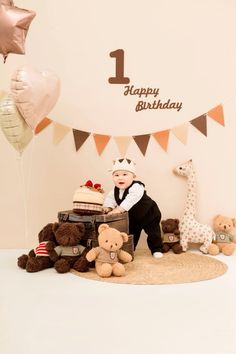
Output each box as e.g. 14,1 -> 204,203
73,180 -> 104,215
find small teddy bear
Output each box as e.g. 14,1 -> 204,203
208,214 -> 236,256
161,218 -> 183,254
17,223 -> 57,272
86,224 -> 132,277
48,222 -> 91,273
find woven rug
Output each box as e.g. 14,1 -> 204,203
71,249 -> 228,285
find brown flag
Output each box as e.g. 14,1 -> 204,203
133,134 -> 151,156
190,114 -> 207,136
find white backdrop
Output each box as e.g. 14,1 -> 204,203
0,0 -> 236,247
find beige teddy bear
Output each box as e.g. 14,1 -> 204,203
208,215 -> 236,256
86,224 -> 132,277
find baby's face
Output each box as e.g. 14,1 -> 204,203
112,170 -> 134,189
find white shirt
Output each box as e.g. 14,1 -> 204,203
104,183 -> 145,211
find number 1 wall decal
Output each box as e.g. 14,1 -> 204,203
108,49 -> 130,84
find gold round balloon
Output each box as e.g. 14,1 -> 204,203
0,92 -> 33,153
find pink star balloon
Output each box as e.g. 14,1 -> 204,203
0,0 -> 36,63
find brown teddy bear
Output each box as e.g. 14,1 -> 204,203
161,218 -> 183,254
17,223 -> 57,272
86,224 -> 132,277
208,214 -> 236,256
48,222 -> 91,273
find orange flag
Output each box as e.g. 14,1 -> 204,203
35,117 -> 52,135
133,134 -> 150,156
152,130 -> 170,151
207,104 -> 225,126
93,134 -> 111,155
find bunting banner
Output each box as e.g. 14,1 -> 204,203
152,130 -> 170,151
33,104 -> 225,156
171,123 -> 189,145
35,117 -> 52,135
114,136 -> 132,156
73,129 -> 90,151
93,134 -> 111,155
53,122 -> 70,144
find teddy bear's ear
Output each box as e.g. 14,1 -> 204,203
161,220 -> 165,225
76,223 -> 85,234
175,219 -> 179,225
232,218 -> 236,227
213,214 -> 220,223
120,232 -> 128,243
52,222 -> 60,232
98,224 -> 109,234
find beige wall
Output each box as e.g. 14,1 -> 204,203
1,0 -> 236,248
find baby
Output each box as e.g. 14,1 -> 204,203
103,158 -> 163,258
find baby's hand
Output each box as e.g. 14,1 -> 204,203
108,206 -> 126,215
103,207 -> 113,214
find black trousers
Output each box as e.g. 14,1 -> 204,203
129,204 -> 163,254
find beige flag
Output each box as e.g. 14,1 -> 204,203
171,123 -> 189,144
114,136 -> 132,156
53,122 -> 70,144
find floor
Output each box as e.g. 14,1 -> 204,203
1,249 -> 236,354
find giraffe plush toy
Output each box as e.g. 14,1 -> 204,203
174,160 -> 215,254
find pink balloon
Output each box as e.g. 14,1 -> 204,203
11,65 -> 60,130
0,1 -> 36,62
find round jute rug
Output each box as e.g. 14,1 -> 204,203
71,249 -> 228,285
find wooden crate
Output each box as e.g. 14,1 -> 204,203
57,210 -> 133,258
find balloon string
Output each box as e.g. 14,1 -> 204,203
17,152 -> 29,248
18,135 -> 36,248
25,134 -> 36,221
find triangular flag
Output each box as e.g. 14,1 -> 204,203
114,136 -> 132,156
73,129 -> 90,151
93,134 -> 111,155
132,134 -> 150,156
190,114 -> 207,136
152,130 -> 170,151
53,122 -> 70,144
207,104 -> 225,126
171,123 -> 189,144
35,117 -> 52,135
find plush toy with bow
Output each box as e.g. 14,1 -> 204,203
73,180 -> 105,215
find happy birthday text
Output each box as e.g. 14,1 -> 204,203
123,85 -> 183,112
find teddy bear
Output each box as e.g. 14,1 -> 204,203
47,222 -> 92,273
86,223 -> 132,277
17,223 -> 57,272
208,214 -> 236,256
161,218 -> 183,254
